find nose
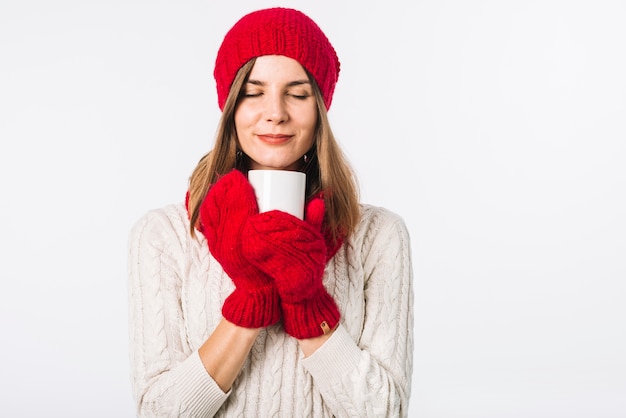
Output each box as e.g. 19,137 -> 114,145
264,93 -> 288,124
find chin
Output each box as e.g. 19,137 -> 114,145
251,160 -> 300,171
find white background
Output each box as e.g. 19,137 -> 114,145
1,1 -> 625,417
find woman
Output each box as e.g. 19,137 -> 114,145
128,7 -> 414,417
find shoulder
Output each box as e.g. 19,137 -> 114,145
356,204 -> 409,237
129,202 -> 191,251
358,204 -> 406,225
350,204 -> 411,258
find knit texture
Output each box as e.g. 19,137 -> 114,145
128,203 -> 414,417
199,169 -> 280,328
243,198 -> 340,339
214,7 -> 340,110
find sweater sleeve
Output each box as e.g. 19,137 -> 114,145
128,208 -> 230,417
301,209 -> 414,417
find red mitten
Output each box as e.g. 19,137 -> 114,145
198,169 -> 280,328
242,197 -> 341,339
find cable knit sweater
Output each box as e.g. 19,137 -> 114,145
128,202 -> 414,417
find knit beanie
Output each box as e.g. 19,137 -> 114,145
214,7 -> 340,111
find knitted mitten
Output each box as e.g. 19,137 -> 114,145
243,197 -> 341,339
199,169 -> 280,328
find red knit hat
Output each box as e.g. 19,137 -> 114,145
214,7 -> 340,111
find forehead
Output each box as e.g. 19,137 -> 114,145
248,55 -> 309,81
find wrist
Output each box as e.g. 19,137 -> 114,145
298,324 -> 338,357
280,292 -> 340,339
222,285 -> 281,328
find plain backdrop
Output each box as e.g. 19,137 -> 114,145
1,1 -> 625,417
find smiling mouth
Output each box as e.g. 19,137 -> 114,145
257,134 -> 292,144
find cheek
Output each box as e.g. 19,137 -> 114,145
234,105 -> 257,131
233,109 -> 246,132
301,105 -> 318,133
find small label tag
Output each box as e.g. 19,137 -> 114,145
320,321 -> 331,334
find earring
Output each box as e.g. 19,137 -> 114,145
303,153 -> 309,163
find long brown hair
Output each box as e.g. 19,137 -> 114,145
187,58 -> 360,243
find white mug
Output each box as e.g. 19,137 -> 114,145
248,170 -> 306,220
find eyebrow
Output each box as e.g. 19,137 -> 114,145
246,79 -> 311,87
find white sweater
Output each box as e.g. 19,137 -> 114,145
128,202 -> 414,417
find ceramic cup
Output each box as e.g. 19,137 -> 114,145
247,170 -> 306,220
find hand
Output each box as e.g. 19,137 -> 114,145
242,197 -> 341,339
199,169 -> 280,328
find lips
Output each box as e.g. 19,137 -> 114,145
257,134 -> 293,144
